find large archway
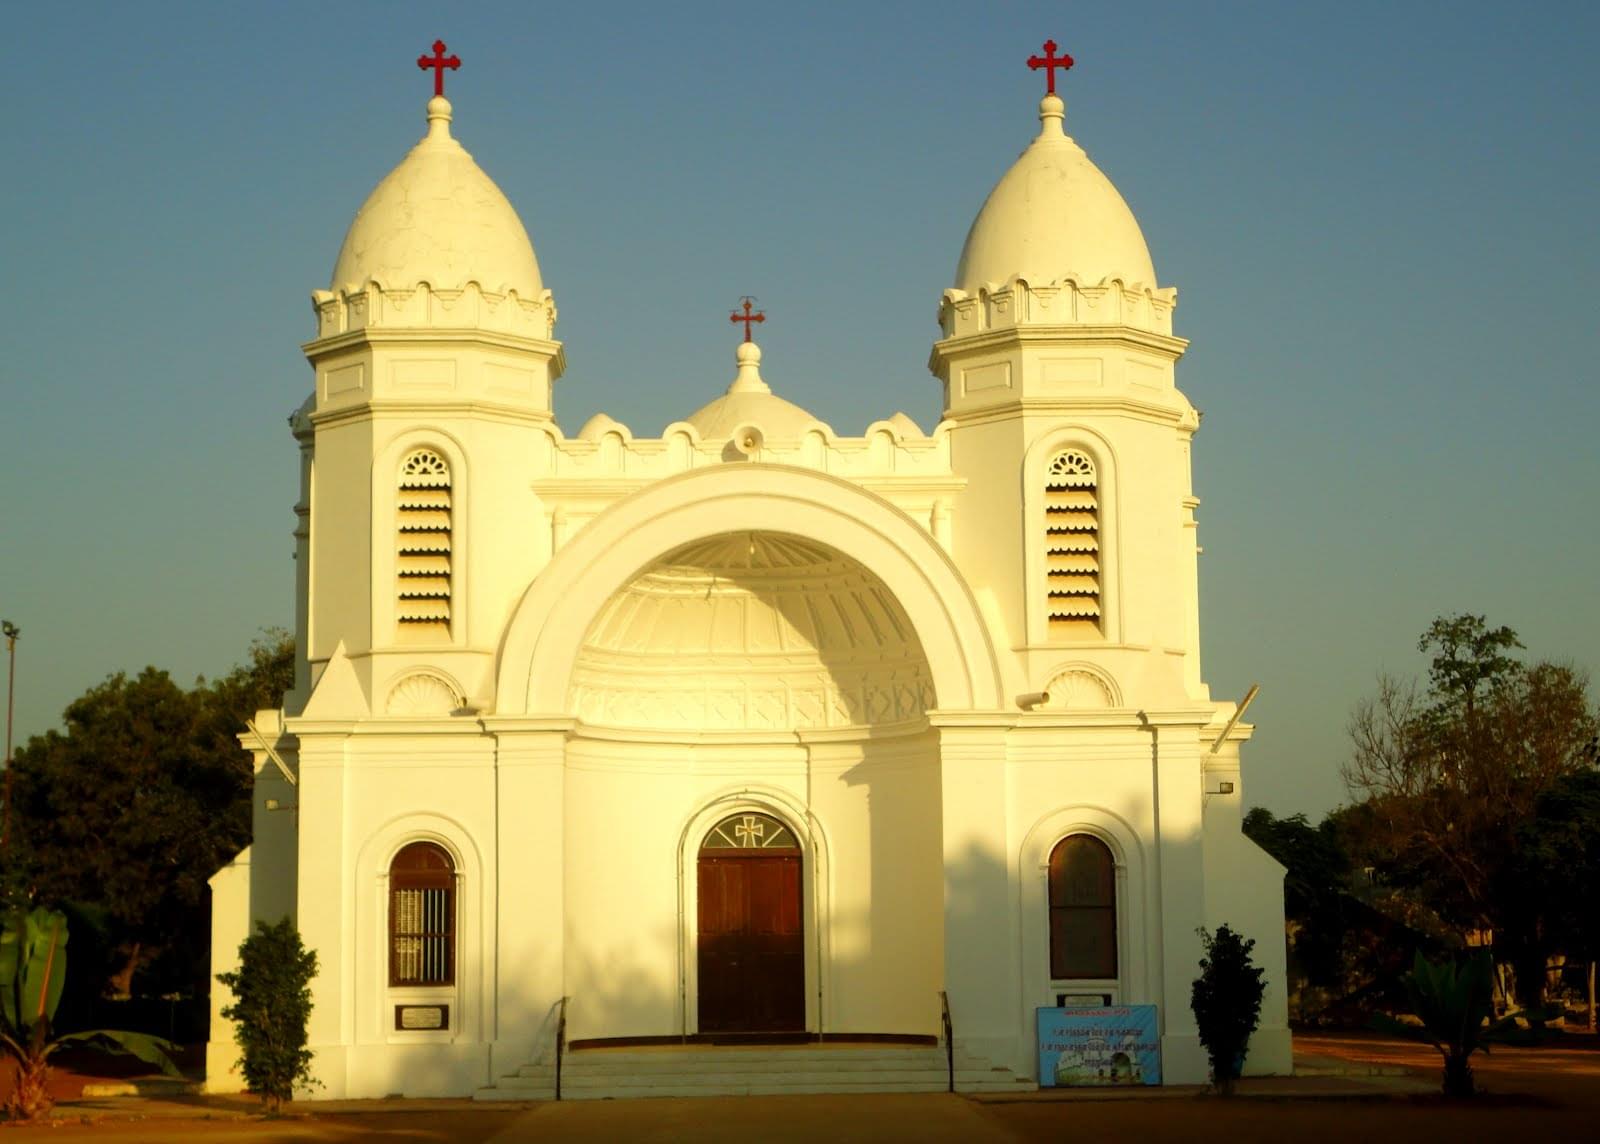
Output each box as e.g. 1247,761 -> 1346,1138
494,465 -> 1001,716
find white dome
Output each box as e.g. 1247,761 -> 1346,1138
683,342 -> 830,440
955,95 -> 1156,292
331,97 -> 543,297
569,533 -> 933,730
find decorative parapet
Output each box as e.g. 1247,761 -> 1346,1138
939,275 -> 1176,340
529,416 -> 964,554
309,279 -> 557,342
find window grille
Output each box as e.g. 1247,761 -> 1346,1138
397,450 -> 451,637
1045,449 -> 1100,637
1048,835 -> 1117,979
390,841 -> 455,987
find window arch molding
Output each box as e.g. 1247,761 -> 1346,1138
371,430 -> 470,647
1021,428 -> 1121,645
1017,806 -> 1148,1019
353,813 -> 487,1045
674,787 -> 831,1037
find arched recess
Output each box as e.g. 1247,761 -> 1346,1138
675,788 -> 831,1036
495,465 -> 1002,715
1021,426 -> 1122,645
352,813 -> 490,1047
1016,806 -> 1150,1029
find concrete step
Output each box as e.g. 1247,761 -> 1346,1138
475,1044 -> 1036,1101
562,1080 -> 955,1099
560,1052 -> 947,1076
563,1067 -> 947,1087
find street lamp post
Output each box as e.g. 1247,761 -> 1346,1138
2,620 -> 17,853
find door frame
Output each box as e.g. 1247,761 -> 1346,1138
678,792 -> 829,1036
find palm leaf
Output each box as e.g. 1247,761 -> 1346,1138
52,1030 -> 184,1077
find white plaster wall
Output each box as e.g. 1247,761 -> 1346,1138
204,848 -> 250,1094
559,730 -> 943,1043
294,729 -> 499,1099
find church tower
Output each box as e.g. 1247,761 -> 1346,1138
929,50 -> 1205,706
294,70 -> 564,714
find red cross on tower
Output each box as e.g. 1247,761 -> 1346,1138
418,39 -> 461,97
1027,39 -> 1074,95
730,297 -> 765,343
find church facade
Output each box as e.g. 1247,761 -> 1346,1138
207,49 -> 1291,1099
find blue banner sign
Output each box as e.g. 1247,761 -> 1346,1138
1036,1005 -> 1161,1086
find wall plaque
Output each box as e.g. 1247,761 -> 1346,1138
395,1004 -> 449,1031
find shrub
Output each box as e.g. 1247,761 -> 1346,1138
216,918 -> 318,1113
1372,950 -> 1513,1097
1190,924 -> 1266,1095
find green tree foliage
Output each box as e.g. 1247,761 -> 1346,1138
1417,614 -> 1523,721
6,630 -> 293,999
1508,770 -> 1600,1002
216,918 -> 317,1114
1242,808 -> 1351,988
1342,614 -> 1598,1004
1190,925 -> 1266,1096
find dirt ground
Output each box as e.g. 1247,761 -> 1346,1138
4,1031 -> 1596,1142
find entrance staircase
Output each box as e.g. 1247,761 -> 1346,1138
474,1043 -> 1035,1101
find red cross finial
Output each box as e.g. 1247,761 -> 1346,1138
418,39 -> 461,98
730,297 -> 765,343
1027,39 -> 1074,95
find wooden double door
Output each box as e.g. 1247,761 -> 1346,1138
697,850 -> 805,1033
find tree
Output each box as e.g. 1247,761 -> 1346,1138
1416,614 -> 1522,721
1509,769 -> 1600,1026
1190,925 -> 1266,1096
1242,808 -> 1352,990
7,630 -> 294,999
1342,614 -> 1598,1005
216,918 -> 317,1114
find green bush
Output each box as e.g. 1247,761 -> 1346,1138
1190,924 -> 1266,1095
216,918 -> 318,1113
1372,950 -> 1513,1097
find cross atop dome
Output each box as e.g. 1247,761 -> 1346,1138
418,39 -> 461,98
730,297 -> 765,344
1027,39 -> 1074,95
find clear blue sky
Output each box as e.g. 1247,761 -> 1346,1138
3,2 -> 1596,817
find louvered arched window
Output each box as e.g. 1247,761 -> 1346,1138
1045,449 -> 1100,637
389,842 -> 455,986
1048,835 -> 1117,979
397,450 -> 452,637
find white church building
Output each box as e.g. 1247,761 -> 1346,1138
208,43 -> 1291,1099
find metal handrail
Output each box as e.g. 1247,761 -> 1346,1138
939,990 -> 954,1093
555,996 -> 569,1101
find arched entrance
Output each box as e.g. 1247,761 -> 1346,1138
697,812 -> 805,1034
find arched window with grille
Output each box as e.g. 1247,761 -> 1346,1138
1048,834 -> 1117,980
390,841 -> 455,986
397,449 -> 452,638
1044,449 -> 1100,638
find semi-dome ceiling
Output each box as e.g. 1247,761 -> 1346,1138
569,533 -> 932,731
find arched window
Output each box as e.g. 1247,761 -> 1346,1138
1045,449 -> 1100,638
1048,834 -> 1117,979
397,449 -> 452,637
390,842 -> 455,986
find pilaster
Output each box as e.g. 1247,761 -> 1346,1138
931,716 -> 1017,1063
